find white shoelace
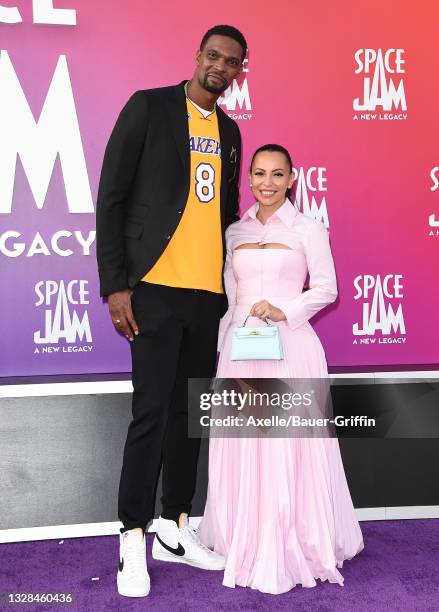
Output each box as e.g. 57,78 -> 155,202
181,525 -> 215,555
124,538 -> 147,578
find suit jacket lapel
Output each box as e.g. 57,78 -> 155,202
165,81 -> 190,180
217,106 -> 231,227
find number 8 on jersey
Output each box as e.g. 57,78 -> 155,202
195,163 -> 215,203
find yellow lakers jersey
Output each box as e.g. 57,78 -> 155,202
142,97 -> 223,293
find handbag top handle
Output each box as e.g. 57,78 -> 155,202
240,315 -> 275,328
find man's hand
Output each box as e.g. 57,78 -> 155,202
108,289 -> 139,342
249,300 -> 286,323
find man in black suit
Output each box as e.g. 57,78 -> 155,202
96,25 -> 245,597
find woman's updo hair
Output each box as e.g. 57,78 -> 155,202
250,144 -> 295,200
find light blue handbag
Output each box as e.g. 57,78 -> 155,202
231,315 -> 284,361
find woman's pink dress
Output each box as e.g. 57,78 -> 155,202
198,200 -> 364,595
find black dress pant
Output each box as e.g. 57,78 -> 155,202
118,281 -> 221,531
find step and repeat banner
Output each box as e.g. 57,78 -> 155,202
1,0 -> 438,376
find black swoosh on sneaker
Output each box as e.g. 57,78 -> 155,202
156,534 -> 185,556
118,558 -> 124,572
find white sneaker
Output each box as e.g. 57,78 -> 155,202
117,529 -> 150,597
152,514 -> 225,570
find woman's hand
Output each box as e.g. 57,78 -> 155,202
250,300 -> 286,322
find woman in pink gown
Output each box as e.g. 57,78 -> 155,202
198,144 -> 364,594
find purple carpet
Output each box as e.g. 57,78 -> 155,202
1,520 -> 438,611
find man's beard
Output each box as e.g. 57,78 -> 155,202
201,73 -> 228,94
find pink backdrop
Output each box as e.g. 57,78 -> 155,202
1,0 -> 438,376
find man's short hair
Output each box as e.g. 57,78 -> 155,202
200,25 -> 247,63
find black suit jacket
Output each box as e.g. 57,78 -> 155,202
96,81 -> 241,307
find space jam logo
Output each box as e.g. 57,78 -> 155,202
33,280 -> 93,353
293,166 -> 329,228
353,49 -> 407,121
217,57 -> 252,121
429,166 -> 439,236
352,274 -> 406,345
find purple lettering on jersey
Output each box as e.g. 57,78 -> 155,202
189,136 -> 221,156
214,141 -> 221,156
197,137 -> 207,152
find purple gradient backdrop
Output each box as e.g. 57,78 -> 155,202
1,0 -> 438,376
